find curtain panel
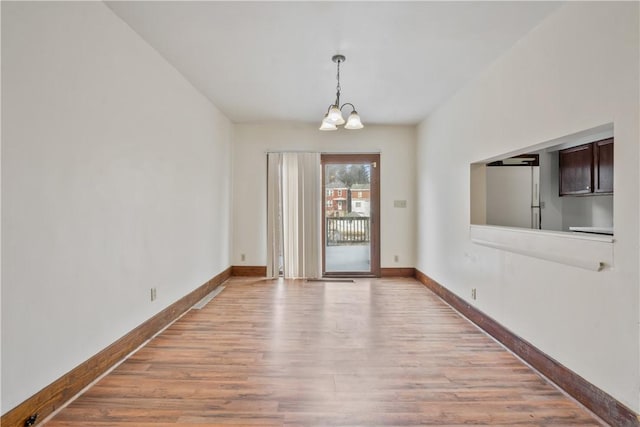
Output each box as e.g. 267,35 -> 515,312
266,152 -> 321,279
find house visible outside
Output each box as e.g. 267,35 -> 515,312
325,164 -> 371,218
350,183 -> 370,216
325,181 -> 348,217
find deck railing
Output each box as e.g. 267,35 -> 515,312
326,217 -> 370,246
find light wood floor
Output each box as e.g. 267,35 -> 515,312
46,277 -> 602,426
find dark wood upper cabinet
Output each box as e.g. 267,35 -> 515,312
559,138 -> 613,196
559,143 -> 593,196
594,138 -> 614,193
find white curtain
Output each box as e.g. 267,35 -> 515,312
266,154 -> 282,278
266,152 -> 321,279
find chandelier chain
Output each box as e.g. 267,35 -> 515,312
336,59 -> 341,99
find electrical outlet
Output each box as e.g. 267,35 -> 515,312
150,288 -> 157,301
394,255 -> 399,263
471,288 -> 477,300
241,253 -> 246,262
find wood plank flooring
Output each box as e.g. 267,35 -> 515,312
46,277 -> 603,426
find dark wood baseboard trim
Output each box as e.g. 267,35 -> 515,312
381,267 -> 415,277
1,266 -> 232,427
414,269 -> 639,427
231,265 -> 267,276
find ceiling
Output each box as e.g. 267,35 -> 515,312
106,1 -> 562,126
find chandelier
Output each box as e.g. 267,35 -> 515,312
319,54 -> 364,131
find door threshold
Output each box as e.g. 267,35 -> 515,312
307,278 -> 355,283
322,274 -> 378,279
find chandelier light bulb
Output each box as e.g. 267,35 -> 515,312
344,111 -> 364,130
327,105 -> 344,124
319,114 -> 338,131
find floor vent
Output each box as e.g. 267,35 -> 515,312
192,286 -> 225,310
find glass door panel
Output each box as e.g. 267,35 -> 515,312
322,154 -> 380,276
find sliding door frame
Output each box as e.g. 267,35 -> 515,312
321,153 -> 381,278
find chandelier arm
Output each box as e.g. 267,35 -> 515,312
340,102 -> 357,112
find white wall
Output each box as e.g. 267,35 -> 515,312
232,123 -> 416,269
1,2 -> 232,413
417,1 -> 639,411
0,1 -> 3,412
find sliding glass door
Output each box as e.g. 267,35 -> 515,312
321,154 -> 380,277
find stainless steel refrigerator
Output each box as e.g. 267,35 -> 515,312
486,165 -> 541,229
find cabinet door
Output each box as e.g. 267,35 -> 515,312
559,143 -> 593,196
594,138 -> 613,193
